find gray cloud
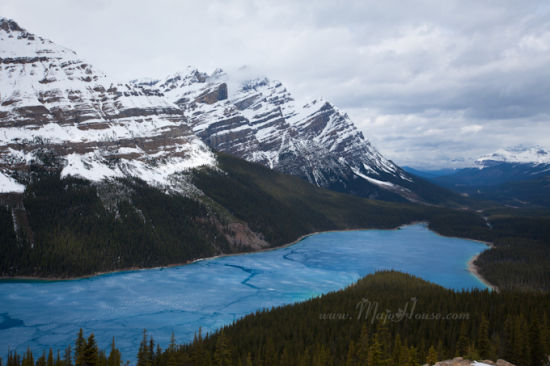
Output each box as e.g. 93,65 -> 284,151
2,0 -> 550,168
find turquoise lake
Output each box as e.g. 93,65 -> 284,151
0,224 -> 489,360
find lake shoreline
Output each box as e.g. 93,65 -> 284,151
468,252 -> 497,292
0,221 -> 497,291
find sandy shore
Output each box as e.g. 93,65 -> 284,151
467,252 -> 497,292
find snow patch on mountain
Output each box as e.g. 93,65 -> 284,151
476,145 -> 550,167
0,171 -> 24,193
351,167 -> 396,188
0,18 -> 215,194
132,68 -> 420,201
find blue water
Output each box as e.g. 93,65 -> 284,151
0,224 -> 488,361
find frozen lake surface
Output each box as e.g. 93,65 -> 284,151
0,224 -> 488,361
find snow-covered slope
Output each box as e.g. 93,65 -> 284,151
476,145 -> 550,167
0,18 -> 214,193
0,17 -> 452,203
134,69 -> 421,201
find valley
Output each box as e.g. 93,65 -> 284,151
0,13 -> 549,366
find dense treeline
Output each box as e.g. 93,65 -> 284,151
0,172 -> 229,277
204,155 -> 550,291
3,329 -> 123,366
156,271 -> 550,366
474,209 -> 550,291
0,156 -> 442,278
192,154 -> 440,246
4,272 -> 550,366
0,153 -> 549,291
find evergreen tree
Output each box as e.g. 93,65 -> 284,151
376,321 -> 392,357
137,330 -> 150,366
107,338 -> 121,366
345,340 -> 357,366
517,317 -> 531,366
191,329 -> 209,366
426,346 -> 438,366
37,351 -> 46,366
166,356 -> 176,366
457,322 -> 469,357
398,345 -> 409,366
96,351 -> 106,366
355,324 -> 369,362
47,349 -> 54,366
368,336 -> 383,366
154,345 -> 161,366
408,346 -> 419,366
8,351 -> 21,366
75,329 -> 86,366
63,345 -> 72,366
22,347 -> 34,366
541,313 -> 550,356
213,331 -> 232,366
263,337 -> 276,366
55,350 -> 62,366
280,346 -> 292,366
477,316 -> 491,359
147,338 -> 154,366
312,344 -> 330,366
168,332 -> 176,353
528,320 -> 544,366
393,334 -> 403,365
502,316 -> 514,362
253,351 -> 263,366
83,334 -> 98,366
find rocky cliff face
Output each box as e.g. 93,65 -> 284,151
0,17 -> 448,204
0,18 -> 215,193
134,69 -> 422,202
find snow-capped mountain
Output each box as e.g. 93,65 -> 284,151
428,146 -> 550,207
0,17 -> 455,204
134,69 -> 424,202
476,145 -> 550,168
0,18 -> 214,193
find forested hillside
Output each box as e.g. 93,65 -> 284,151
0,155 -> 436,278
1,154 -> 549,291
157,271 -> 550,366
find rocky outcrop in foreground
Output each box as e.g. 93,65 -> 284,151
427,357 -> 515,366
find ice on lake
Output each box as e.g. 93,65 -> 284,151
0,224 -> 489,361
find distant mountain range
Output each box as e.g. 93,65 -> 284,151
0,17 -> 458,205
413,146 -> 550,207
476,145 -> 550,167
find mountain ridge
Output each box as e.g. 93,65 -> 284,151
0,17 -> 215,194
476,145 -> 550,168
133,68 -> 463,204
422,146 -> 550,207
0,17 -> 465,207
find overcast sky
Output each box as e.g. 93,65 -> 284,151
2,0 -> 550,168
